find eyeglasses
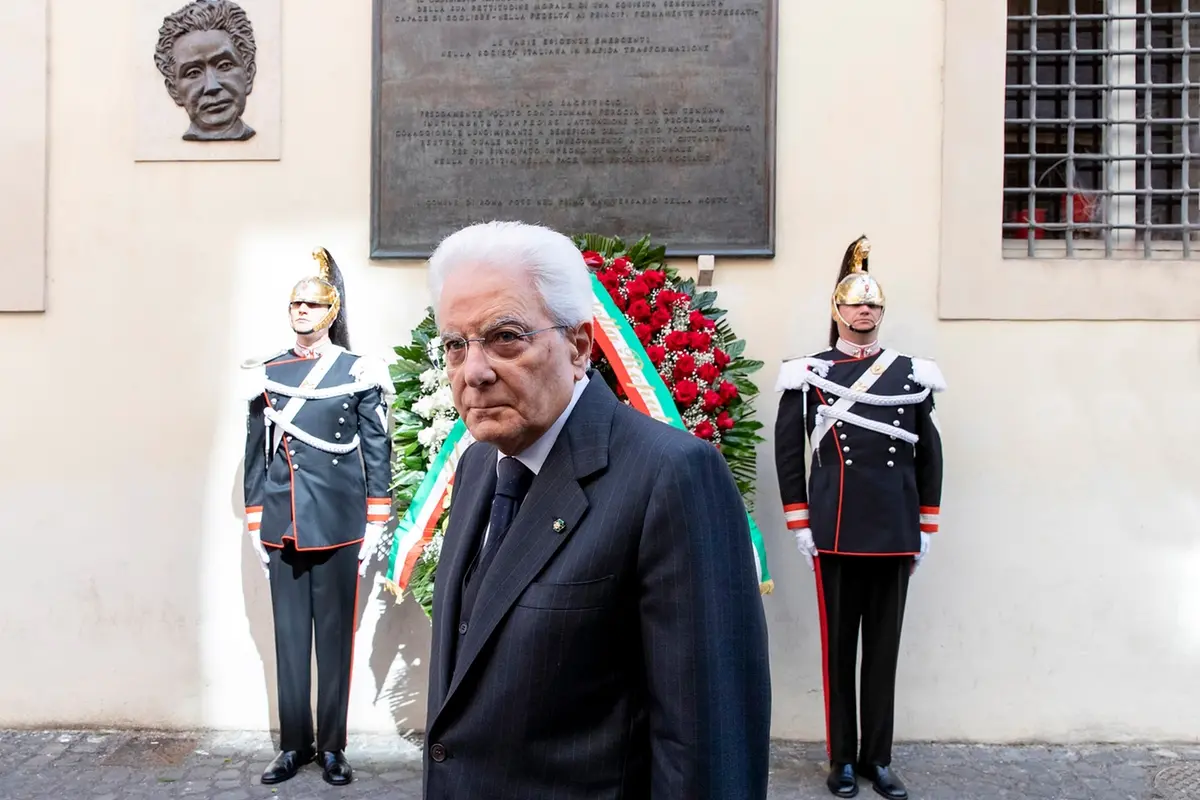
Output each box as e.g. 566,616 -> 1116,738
437,325 -> 566,368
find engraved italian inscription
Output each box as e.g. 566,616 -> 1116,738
372,0 -> 776,257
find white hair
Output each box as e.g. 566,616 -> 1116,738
426,220 -> 593,327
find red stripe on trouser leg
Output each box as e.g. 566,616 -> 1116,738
813,556 -> 832,761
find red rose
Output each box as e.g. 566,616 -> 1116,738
609,290 -> 628,312
716,411 -> 735,430
697,362 -> 720,383
701,390 -> 723,412
634,323 -> 654,344
689,310 -> 714,331
713,348 -> 731,368
665,331 -> 690,351
626,278 -> 650,299
693,420 -> 715,440
646,345 -> 666,365
642,270 -> 666,289
611,256 -> 631,271
582,250 -> 605,267
656,289 -> 684,306
627,299 -> 653,321
718,380 -> 739,402
688,331 -> 712,351
673,354 -> 696,378
650,307 -> 672,330
599,270 -> 621,290
673,379 -> 699,407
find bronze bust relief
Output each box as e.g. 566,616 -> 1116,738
153,0 -> 257,142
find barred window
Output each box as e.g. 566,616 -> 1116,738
1004,0 -> 1200,258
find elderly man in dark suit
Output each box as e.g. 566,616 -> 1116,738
419,220 -> 772,799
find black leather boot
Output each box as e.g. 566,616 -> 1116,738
320,750 -> 353,786
826,762 -> 859,797
856,763 -> 908,799
260,748 -> 315,784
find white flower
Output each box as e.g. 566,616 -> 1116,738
431,415 -> 455,441
417,427 -> 436,447
423,531 -> 444,563
412,395 -> 436,420
431,385 -> 455,413
418,368 -> 441,391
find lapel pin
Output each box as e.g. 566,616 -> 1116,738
552,518 -> 566,533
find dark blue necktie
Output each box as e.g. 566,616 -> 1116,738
461,456 -> 534,620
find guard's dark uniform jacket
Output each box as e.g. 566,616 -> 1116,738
774,347 -> 944,555
243,345 -> 393,550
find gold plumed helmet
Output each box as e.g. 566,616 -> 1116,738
827,235 -> 885,347
289,247 -> 342,334
831,235 -> 885,325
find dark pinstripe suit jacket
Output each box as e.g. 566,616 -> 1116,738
423,376 -> 771,800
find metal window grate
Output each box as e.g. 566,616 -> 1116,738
1003,0 -> 1200,258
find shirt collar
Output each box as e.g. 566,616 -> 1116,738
294,337 -> 333,359
835,337 -> 881,359
498,373 -> 590,476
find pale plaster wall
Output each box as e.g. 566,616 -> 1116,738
0,0 -> 1196,743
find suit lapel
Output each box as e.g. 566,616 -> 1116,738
440,377 -> 616,711
429,445 -> 496,710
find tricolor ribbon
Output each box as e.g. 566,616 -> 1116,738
385,420 -> 473,593
589,274 -> 772,593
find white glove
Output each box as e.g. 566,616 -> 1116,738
912,531 -> 931,573
794,529 -> 817,571
358,523 -> 385,576
247,530 -> 269,579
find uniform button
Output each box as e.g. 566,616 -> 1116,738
289,449 -> 296,456
836,421 -> 843,428
332,459 -> 339,465
845,459 -> 853,466
292,463 -> 299,471
898,408 -> 905,414
889,446 -> 896,453
843,446 -> 850,453
904,384 -> 911,390
335,432 -> 342,439
893,420 -> 901,426
286,436 -> 293,442
338,417 -> 345,424
458,622 -> 468,635
839,434 -> 846,440
908,373 -> 914,380
430,743 -> 447,762
887,460 -> 894,467
342,403 -> 349,410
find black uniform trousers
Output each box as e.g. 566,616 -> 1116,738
815,554 -> 911,767
267,541 -> 359,753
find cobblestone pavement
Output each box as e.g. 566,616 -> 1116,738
1,729 -> 1198,799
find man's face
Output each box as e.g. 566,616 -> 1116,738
168,30 -> 250,133
838,303 -> 883,335
437,264 -> 592,455
289,301 -> 329,335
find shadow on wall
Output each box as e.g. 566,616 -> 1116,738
365,560 -> 433,738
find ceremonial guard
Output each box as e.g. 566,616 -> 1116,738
240,248 -> 394,787
774,236 -> 945,799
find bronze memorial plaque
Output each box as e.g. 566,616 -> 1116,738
371,0 -> 776,258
